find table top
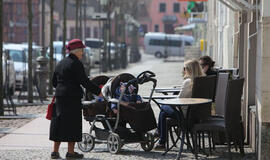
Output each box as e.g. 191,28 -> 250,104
143,95 -> 178,99
157,98 -> 212,106
154,88 -> 181,93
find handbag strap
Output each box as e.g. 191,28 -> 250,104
52,96 -> 56,103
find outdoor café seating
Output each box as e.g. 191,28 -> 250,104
164,75 -> 217,155
192,78 -> 245,159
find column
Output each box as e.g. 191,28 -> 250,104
256,0 -> 270,159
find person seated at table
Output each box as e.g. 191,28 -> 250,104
199,56 -> 217,76
154,59 -> 205,150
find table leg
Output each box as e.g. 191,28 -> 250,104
176,130 -> 186,160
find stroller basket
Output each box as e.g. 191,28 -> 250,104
120,102 -> 157,133
83,101 -> 111,118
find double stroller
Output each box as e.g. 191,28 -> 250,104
78,71 -> 157,154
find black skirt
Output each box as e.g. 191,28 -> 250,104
49,97 -> 82,142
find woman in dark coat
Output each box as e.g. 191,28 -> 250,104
49,39 -> 101,159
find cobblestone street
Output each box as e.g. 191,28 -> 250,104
0,54 -> 256,160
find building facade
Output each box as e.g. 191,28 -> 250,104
3,0 -> 40,44
206,0 -> 270,159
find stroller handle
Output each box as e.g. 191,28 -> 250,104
113,71 -> 157,131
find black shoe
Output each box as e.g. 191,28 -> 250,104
51,152 -> 60,159
154,143 -> 166,151
66,152 -> 84,159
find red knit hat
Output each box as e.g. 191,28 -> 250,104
66,39 -> 86,52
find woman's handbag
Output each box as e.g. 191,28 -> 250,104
46,96 -> 56,120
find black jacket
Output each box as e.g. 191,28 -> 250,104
52,54 -> 100,98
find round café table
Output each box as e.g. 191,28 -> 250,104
157,98 -> 212,160
142,95 -> 178,109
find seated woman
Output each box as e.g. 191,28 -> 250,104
154,59 -> 205,150
199,56 -> 217,76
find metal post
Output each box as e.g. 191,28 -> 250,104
48,0 -> 54,95
27,0 -> 33,103
0,0 -> 4,115
36,0 -> 48,100
62,0 -> 67,58
107,1 -> 112,71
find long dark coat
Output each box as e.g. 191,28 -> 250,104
49,54 -> 100,142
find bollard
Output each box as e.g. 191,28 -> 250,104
36,54 -> 48,100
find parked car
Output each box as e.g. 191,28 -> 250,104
2,49 -> 16,95
46,41 -> 68,65
85,38 -> 103,67
3,44 -> 27,91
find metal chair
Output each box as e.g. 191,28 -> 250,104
192,78 -> 245,159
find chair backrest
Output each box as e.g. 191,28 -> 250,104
192,75 -> 217,100
224,78 -> 245,133
187,75 -> 217,130
214,73 -> 229,116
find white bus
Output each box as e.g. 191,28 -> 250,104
144,32 -> 194,58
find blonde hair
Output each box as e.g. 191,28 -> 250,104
183,59 -> 205,82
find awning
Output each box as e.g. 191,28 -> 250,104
174,23 -> 196,32
218,0 -> 256,11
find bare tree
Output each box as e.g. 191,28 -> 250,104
0,0 -> 3,115
27,0 -> 33,103
75,0 -> 79,38
79,0 -> 82,39
62,0 -> 67,58
48,0 -> 54,95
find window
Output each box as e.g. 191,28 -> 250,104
149,39 -> 182,47
185,41 -> 192,46
159,3 -> 166,13
70,27 -> 75,39
86,27 -> 91,38
167,40 -> 182,47
140,24 -> 148,36
17,3 -> 22,15
94,27 -> 98,38
173,3 -> 180,13
154,25 -> 159,32
8,50 -> 25,62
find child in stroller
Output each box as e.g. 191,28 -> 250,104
78,72 -> 157,154
110,82 -> 142,114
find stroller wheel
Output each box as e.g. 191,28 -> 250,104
77,133 -> 95,152
107,133 -> 122,154
141,133 -> 154,152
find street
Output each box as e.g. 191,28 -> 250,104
0,53 -> 255,160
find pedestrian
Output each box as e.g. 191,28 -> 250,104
199,56 -> 217,76
154,59 -> 205,150
49,39 -> 102,159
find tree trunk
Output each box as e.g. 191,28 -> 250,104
84,0 -> 86,41
27,0 -> 33,103
0,0 -> 4,115
79,0 -> 82,39
75,0 -> 79,38
62,0 -> 67,57
48,0 -> 54,95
